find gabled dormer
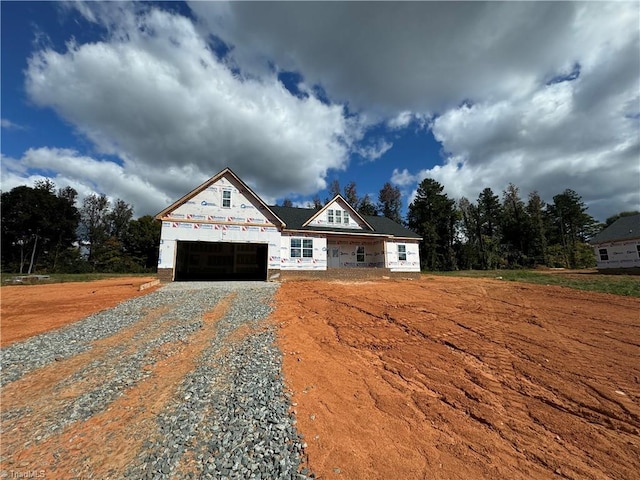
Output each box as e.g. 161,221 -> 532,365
302,195 -> 374,231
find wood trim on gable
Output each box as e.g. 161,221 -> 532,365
302,194 -> 374,231
154,167 -> 286,227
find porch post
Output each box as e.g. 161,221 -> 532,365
382,238 -> 388,268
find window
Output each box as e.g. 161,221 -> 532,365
637,244 -> 640,258
327,209 -> 334,223
398,244 -> 407,261
356,246 -> 365,263
598,248 -> 609,261
222,190 -> 231,208
291,238 -> 301,258
335,210 -> 342,224
291,238 -> 313,258
303,239 -> 313,258
343,212 -> 349,224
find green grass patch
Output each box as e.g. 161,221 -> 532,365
1,272 -> 155,286
428,269 -> 640,297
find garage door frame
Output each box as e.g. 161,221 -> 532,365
175,241 -> 268,281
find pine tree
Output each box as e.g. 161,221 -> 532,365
547,189 -> 598,268
501,184 -> 527,267
477,188 -> 502,269
407,178 -> 457,271
525,191 -> 548,266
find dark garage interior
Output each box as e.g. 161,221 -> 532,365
175,241 -> 268,281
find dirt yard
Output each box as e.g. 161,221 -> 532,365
0,276 -> 157,346
274,277 -> 640,480
1,276 -> 638,479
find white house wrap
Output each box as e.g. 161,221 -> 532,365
155,168 -> 421,281
589,214 -> 640,271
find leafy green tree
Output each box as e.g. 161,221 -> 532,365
48,186 -> 82,271
80,194 -> 110,269
407,178 -> 457,271
108,199 -> 133,240
378,182 -> 403,224
1,181 -> 80,273
123,215 -> 161,270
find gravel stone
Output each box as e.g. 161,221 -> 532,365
2,281 -> 312,479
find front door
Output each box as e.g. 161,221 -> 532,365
327,241 -> 340,268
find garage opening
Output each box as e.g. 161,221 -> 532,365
175,241 -> 268,281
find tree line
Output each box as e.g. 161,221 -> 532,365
2,176 -> 631,275
1,180 -> 160,274
284,177 -> 632,271
407,180 -> 604,271
281,179 -> 403,222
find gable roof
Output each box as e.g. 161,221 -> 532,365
590,214 -> 640,244
269,205 -> 421,239
155,167 -> 285,227
302,194 -> 374,230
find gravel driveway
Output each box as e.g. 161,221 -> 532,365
1,282 -> 311,479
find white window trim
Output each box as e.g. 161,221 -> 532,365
398,244 -> 407,261
356,245 -> 365,263
291,238 -> 313,259
327,207 -> 351,225
291,238 -> 302,258
222,189 -> 232,208
302,239 -> 313,258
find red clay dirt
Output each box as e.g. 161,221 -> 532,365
1,276 -> 639,479
0,276 -> 158,346
1,294 -> 235,479
273,277 -> 640,480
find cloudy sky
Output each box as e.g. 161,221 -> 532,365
1,1 -> 638,221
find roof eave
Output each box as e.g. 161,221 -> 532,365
282,228 -> 420,240
155,167 -> 286,228
301,194 -> 375,231
590,235 -> 640,245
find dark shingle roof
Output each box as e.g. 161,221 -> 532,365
590,214 -> 640,244
268,205 -> 421,239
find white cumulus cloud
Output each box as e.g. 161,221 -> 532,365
192,2 -> 640,220
7,1 -> 639,221
22,3 -> 363,214
1,148 -> 171,216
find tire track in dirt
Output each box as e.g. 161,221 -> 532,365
1,305 -> 174,446
1,304 -> 171,403
275,278 -> 640,480
0,294 -> 235,479
434,282 -> 640,479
